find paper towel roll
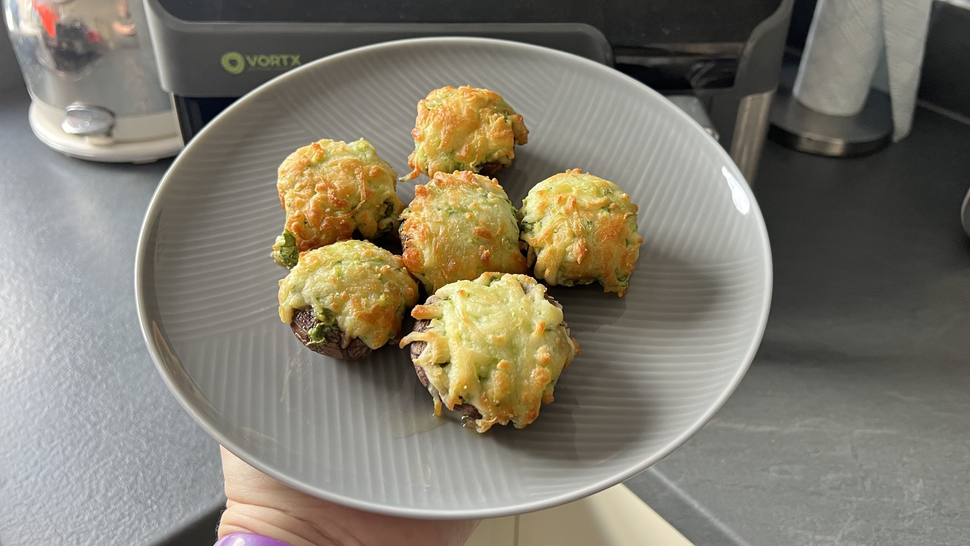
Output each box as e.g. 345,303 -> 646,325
881,0 -> 934,140
794,0 -> 884,117
792,0 -> 934,141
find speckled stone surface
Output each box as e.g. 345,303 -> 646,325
0,86 -> 224,546
631,107 -> 970,546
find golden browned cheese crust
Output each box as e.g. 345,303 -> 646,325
278,240 -> 419,351
399,171 -> 528,293
404,86 -> 528,180
400,273 -> 579,432
274,139 -> 404,265
519,169 -> 642,296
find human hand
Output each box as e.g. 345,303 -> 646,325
218,446 -> 479,546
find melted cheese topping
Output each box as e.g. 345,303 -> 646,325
275,139 -> 404,258
404,86 -> 529,180
401,273 -> 578,432
519,170 -> 642,296
399,171 -> 528,293
278,240 -> 419,350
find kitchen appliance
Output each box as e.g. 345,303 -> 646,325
143,0 -> 792,182
3,0 -> 182,162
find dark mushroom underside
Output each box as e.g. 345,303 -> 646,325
476,162 -> 505,176
290,307 -> 374,360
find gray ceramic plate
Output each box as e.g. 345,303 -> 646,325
136,37 -> 772,519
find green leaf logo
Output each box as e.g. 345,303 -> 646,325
221,52 -> 245,75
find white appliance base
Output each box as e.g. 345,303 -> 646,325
28,102 -> 183,164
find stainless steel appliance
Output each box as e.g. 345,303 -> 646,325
143,0 -> 792,183
3,0 -> 182,162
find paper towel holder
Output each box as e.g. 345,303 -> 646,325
768,57 -> 893,157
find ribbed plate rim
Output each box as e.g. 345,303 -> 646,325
134,36 -> 773,519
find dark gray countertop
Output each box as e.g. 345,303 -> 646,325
629,105 -> 970,545
0,87 -> 223,546
1,83 -> 968,546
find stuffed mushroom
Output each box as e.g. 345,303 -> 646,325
400,273 -> 579,432
273,138 -> 404,268
404,86 -> 529,180
519,169 -> 642,296
399,170 -> 528,293
278,240 -> 419,360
